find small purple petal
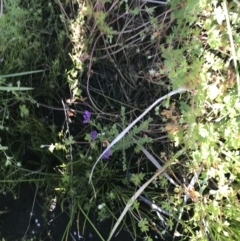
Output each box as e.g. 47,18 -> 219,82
83,110 -> 91,124
90,130 -> 98,140
102,149 -> 111,159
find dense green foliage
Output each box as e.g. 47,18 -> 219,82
1,0 -> 240,240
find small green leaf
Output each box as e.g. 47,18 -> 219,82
145,6 -> 155,15
19,104 -> 29,117
130,172 -> 145,185
130,7 -> 139,15
64,135 -> 75,145
62,174 -> 69,183
138,218 -> 149,232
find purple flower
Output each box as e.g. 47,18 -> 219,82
90,130 -> 98,140
83,110 -> 91,124
102,149 -> 111,159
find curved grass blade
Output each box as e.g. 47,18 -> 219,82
89,87 -> 190,184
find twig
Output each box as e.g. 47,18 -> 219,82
22,185 -> 38,240
24,165 -> 46,176
139,0 -> 167,4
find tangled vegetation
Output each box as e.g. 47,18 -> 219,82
1,0 -> 240,240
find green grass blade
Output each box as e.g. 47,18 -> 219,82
0,86 -> 33,91
0,69 -> 44,78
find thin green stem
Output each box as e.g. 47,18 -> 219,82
223,0 -> 240,96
